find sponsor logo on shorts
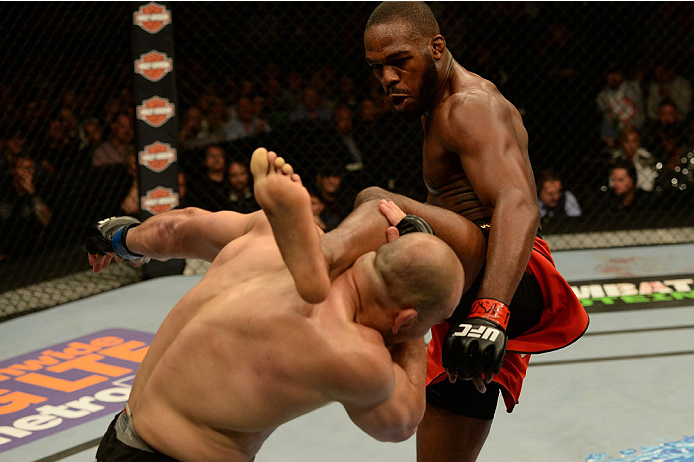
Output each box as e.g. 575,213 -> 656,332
136,96 -> 175,128
570,275 -> 694,312
138,141 -> 177,173
133,2 -> 171,34
0,329 -> 154,452
141,186 -> 179,215
134,50 -> 173,82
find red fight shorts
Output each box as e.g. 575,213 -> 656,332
426,236 -> 589,412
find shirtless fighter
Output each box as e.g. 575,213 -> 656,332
86,147 -> 467,462
363,3 -> 590,461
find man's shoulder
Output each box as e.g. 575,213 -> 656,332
439,73 -> 509,120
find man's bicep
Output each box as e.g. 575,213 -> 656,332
448,100 -> 532,208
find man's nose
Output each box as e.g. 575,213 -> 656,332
381,67 -> 400,87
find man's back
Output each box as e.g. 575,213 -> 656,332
125,212 -> 389,461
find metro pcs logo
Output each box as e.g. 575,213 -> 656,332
138,141 -> 177,173
133,2 -> 172,34
0,329 -> 154,452
136,96 -> 175,128
134,50 -> 173,82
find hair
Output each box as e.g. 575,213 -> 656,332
610,159 -> 637,182
618,124 -> 640,145
659,99 -> 677,111
366,1 -> 440,39
535,168 -> 562,191
374,233 -> 460,321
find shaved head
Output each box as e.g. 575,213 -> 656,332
366,1 -> 440,40
374,233 -> 463,321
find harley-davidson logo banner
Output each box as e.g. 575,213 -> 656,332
132,2 -> 179,218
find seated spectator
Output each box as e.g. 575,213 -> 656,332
179,106 -> 219,150
595,160 -> 655,214
0,154 -> 52,256
227,159 -> 258,213
119,152 -> 140,217
314,164 -> 350,231
337,76 -> 359,111
1,126 -> 27,189
536,168 -> 582,218
357,98 -> 379,129
185,145 -> 230,212
288,87 -> 332,123
262,78 -> 291,126
221,97 -> 271,141
92,112 -> 134,167
177,171 -> 190,208
78,117 -> 104,157
307,185 -> 327,231
653,126 -> 694,197
642,100 -> 691,161
333,105 -> 364,171
201,96 -> 230,141
611,125 -> 657,191
596,64 -> 645,149
43,110 -> 82,171
646,61 -> 692,121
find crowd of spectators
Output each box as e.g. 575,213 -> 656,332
1,3 -> 693,263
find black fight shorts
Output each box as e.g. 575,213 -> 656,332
426,379 -> 501,420
95,412 -> 178,462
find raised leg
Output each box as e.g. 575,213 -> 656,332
251,147 -> 330,304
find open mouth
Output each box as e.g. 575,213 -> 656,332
389,95 -> 409,110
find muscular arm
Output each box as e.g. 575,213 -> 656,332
343,338 -> 427,442
126,207 -> 262,262
443,94 -> 540,304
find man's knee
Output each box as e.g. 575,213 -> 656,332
355,186 -> 388,207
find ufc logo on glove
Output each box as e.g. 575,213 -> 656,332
451,323 -> 501,341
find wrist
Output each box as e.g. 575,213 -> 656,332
468,298 -> 510,331
111,224 -> 144,260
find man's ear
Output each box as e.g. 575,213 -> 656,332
431,35 -> 446,60
392,308 -> 418,334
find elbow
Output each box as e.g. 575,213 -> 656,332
166,207 -> 208,256
372,419 -> 419,443
297,274 -> 331,304
372,401 -> 425,443
503,191 -> 540,230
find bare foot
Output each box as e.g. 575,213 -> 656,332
251,148 -> 303,206
250,147 -> 330,303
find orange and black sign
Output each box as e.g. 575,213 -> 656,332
131,1 -> 179,219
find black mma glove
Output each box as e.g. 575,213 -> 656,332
442,298 -> 510,377
395,215 -> 434,235
85,216 -> 149,263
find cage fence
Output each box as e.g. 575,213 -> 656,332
1,2 -> 693,320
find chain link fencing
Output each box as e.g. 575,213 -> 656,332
1,2 -> 693,320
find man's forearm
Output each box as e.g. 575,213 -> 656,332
388,338 -> 427,391
126,208 -> 209,260
479,198 -> 539,303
